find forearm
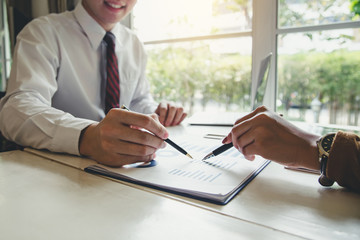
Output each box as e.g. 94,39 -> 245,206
287,122 -> 320,170
294,137 -> 320,171
0,94 -> 95,155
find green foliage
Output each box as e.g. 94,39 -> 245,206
279,0 -> 355,43
212,0 -> 251,29
148,43 -> 360,123
278,0 -> 306,27
145,0 -> 360,122
278,53 -> 315,110
278,51 -> 360,124
212,0 -> 249,15
146,43 -> 251,113
350,0 -> 360,18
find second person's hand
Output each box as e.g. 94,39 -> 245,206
222,106 -> 320,170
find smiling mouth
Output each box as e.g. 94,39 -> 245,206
106,1 -> 126,9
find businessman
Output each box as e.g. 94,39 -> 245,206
0,0 -> 187,167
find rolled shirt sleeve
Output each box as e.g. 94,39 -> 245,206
327,131 -> 360,192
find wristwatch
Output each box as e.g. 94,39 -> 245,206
316,133 -> 336,187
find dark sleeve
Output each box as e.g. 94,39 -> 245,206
327,131 -> 360,192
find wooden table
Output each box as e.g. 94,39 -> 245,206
1,125 -> 359,240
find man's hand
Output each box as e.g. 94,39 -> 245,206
155,102 -> 187,127
79,108 -> 168,167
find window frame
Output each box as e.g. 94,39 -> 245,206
128,0 -> 360,112
0,0 -> 11,92
259,0 -> 360,112
0,0 -> 6,91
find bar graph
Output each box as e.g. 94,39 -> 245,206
156,138 -> 246,183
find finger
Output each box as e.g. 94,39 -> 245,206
155,102 -> 168,125
173,112 -> 187,126
235,128 -> 256,150
164,104 -> 177,126
243,153 -> 256,161
222,135 -> 232,144
115,140 -> 160,157
149,113 -> 160,122
230,120 -> 254,150
238,126 -> 273,161
234,105 -> 268,125
117,126 -> 167,149
231,130 -> 256,161
222,132 -> 255,161
98,115 -> 166,149
225,106 -> 267,142
88,136 -> 157,167
241,139 -> 260,161
111,109 -> 169,140
170,107 -> 186,126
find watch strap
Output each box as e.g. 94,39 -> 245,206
317,133 -> 336,187
318,155 -> 334,186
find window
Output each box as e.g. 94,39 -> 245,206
132,0 -> 253,114
0,0 -> 80,93
133,0 -> 360,128
277,0 -> 360,127
0,0 -> 11,92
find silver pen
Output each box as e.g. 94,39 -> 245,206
202,143 -> 233,160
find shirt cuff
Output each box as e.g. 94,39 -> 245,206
51,119 -> 96,156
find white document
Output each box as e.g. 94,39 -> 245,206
26,135 -> 269,205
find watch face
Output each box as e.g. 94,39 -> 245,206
321,134 -> 335,153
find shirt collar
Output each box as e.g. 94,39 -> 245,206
74,2 -> 123,50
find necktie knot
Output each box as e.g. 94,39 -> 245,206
104,32 -> 116,49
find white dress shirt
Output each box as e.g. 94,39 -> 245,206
0,3 -> 158,155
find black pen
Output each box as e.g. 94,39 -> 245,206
202,143 -> 233,161
164,138 -> 193,159
120,105 -> 193,159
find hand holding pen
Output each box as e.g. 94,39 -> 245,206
203,106 -> 317,170
79,107 -> 171,167
121,105 -> 193,159
202,107 -> 262,161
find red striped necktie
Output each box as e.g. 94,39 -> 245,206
104,32 -> 120,114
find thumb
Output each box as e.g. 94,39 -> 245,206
222,134 -> 232,144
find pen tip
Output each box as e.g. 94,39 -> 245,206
186,153 -> 193,159
202,153 -> 214,161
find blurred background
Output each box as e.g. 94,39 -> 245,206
1,0 -> 360,129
